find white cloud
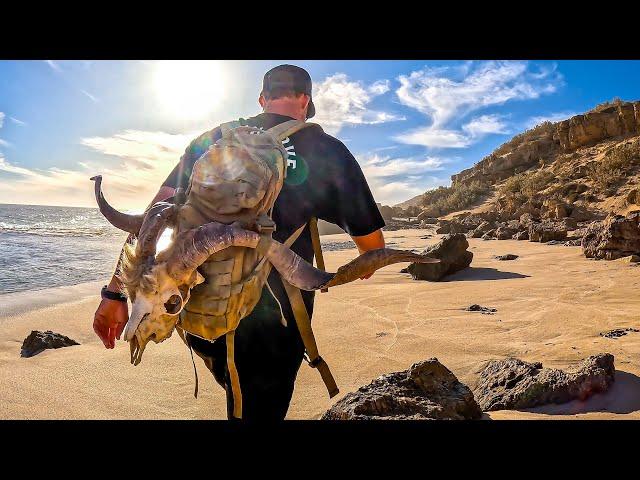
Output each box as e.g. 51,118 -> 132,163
359,153 -> 444,178
45,60 -> 61,72
394,127 -> 471,148
0,112 -> 7,148
0,130 -> 195,208
462,114 -> 510,137
312,73 -> 405,135
9,116 -> 26,126
525,111 -> 577,129
394,61 -> 563,148
81,90 -> 99,103
355,153 -> 447,205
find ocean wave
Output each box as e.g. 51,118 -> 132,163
0,222 -> 119,237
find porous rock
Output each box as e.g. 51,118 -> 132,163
529,221 -> 568,243
407,234 -> 473,281
21,330 -> 80,358
322,358 -> 482,420
582,211 -> 640,260
473,354 -> 615,411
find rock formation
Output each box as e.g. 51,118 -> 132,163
528,221 -> 568,243
21,330 -> 80,358
473,354 -> 615,411
452,101 -> 640,188
322,358 -> 482,420
582,211 -> 640,260
407,234 -> 473,281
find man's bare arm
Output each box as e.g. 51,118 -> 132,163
351,228 -> 385,279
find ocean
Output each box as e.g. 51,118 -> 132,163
0,204 -> 127,295
0,203 -> 360,297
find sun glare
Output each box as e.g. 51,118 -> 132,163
153,61 -> 225,120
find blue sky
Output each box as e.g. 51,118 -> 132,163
1,60 -> 639,208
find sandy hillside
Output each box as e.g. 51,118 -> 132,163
1,229 -> 639,420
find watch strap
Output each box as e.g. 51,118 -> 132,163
101,285 -> 127,302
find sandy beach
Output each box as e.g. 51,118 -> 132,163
2,228 -> 639,420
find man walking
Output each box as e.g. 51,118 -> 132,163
93,64 -> 386,420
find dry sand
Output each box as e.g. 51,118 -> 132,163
2,228 -> 639,420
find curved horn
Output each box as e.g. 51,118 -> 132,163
136,201 -> 178,258
264,241 -> 440,291
90,175 -> 145,235
166,222 -> 261,280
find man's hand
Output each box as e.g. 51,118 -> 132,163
93,298 -> 129,349
351,229 -> 386,280
93,185 -> 175,349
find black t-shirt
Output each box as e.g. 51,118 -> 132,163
162,112 -> 385,334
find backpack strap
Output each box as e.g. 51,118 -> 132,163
266,119 -> 319,141
279,219 -> 339,400
308,217 -> 328,293
219,120 -> 243,138
282,278 -> 339,399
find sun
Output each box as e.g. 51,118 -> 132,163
153,61 -> 225,120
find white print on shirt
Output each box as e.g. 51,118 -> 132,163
282,136 -> 297,169
255,126 -> 298,171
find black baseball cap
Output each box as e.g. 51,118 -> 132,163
261,64 -> 316,119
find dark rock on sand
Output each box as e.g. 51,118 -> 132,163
600,328 -> 640,339
582,211 -> 640,260
473,354 -> 615,411
512,230 -> 529,241
21,330 -> 80,358
494,254 -> 518,261
465,304 -> 497,314
322,358 -> 482,420
529,221 -> 568,243
407,234 -> 473,281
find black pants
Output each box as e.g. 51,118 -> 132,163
186,286 -> 306,421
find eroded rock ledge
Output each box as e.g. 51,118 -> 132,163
322,358 -> 482,420
472,354 -> 615,411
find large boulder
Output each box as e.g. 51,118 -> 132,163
473,354 -> 615,411
468,220 -> 494,238
582,211 -> 640,260
528,221 -> 568,243
322,358 -> 482,420
407,233 -> 473,281
21,330 -> 80,358
495,225 -> 518,240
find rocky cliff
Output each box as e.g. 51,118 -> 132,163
451,100 -> 640,188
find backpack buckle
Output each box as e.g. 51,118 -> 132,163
304,352 -> 324,369
255,215 -> 276,235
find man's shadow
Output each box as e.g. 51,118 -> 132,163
523,371 -> 640,415
443,267 -> 530,282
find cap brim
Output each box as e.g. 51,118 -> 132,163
306,98 -> 316,119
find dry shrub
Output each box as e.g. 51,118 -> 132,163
586,143 -> 640,195
498,169 -> 555,199
421,180 -> 490,215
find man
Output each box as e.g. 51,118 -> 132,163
93,64 -> 386,420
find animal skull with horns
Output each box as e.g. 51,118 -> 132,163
92,126 -> 439,365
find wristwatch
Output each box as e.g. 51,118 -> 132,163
101,285 -> 128,302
